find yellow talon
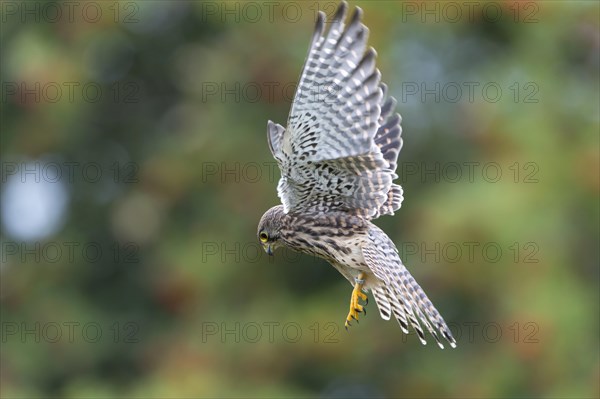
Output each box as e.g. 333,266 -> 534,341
345,273 -> 368,330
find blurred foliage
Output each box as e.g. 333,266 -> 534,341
1,1 -> 599,398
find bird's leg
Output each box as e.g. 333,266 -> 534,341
345,272 -> 368,330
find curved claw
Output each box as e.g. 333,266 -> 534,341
345,273 -> 369,328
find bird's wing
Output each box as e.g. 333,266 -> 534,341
267,1 -> 403,219
363,227 -> 457,349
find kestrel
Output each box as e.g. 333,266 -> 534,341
257,1 -> 456,348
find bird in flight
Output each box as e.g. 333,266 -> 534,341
257,1 -> 456,348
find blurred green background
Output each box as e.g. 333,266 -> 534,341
1,1 -> 599,398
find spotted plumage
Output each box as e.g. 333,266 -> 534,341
258,1 -> 456,349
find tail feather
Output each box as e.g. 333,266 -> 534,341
371,287 -> 392,321
403,282 -> 444,348
383,286 -> 410,334
372,277 -> 456,348
362,222 -> 456,349
390,283 -> 427,345
405,273 -> 457,348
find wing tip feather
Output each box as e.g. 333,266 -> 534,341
334,1 -> 348,22
313,11 -> 326,41
351,5 -> 363,25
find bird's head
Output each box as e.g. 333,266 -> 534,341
257,205 -> 286,256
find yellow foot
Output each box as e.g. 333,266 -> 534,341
345,273 -> 368,330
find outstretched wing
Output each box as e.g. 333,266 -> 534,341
267,1 -> 403,219
363,227 -> 457,349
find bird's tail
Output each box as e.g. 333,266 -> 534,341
371,279 -> 456,349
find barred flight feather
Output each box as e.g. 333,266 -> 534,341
268,1 -> 402,219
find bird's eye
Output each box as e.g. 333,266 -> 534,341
259,232 -> 268,243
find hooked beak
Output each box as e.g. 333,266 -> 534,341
263,244 -> 273,256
